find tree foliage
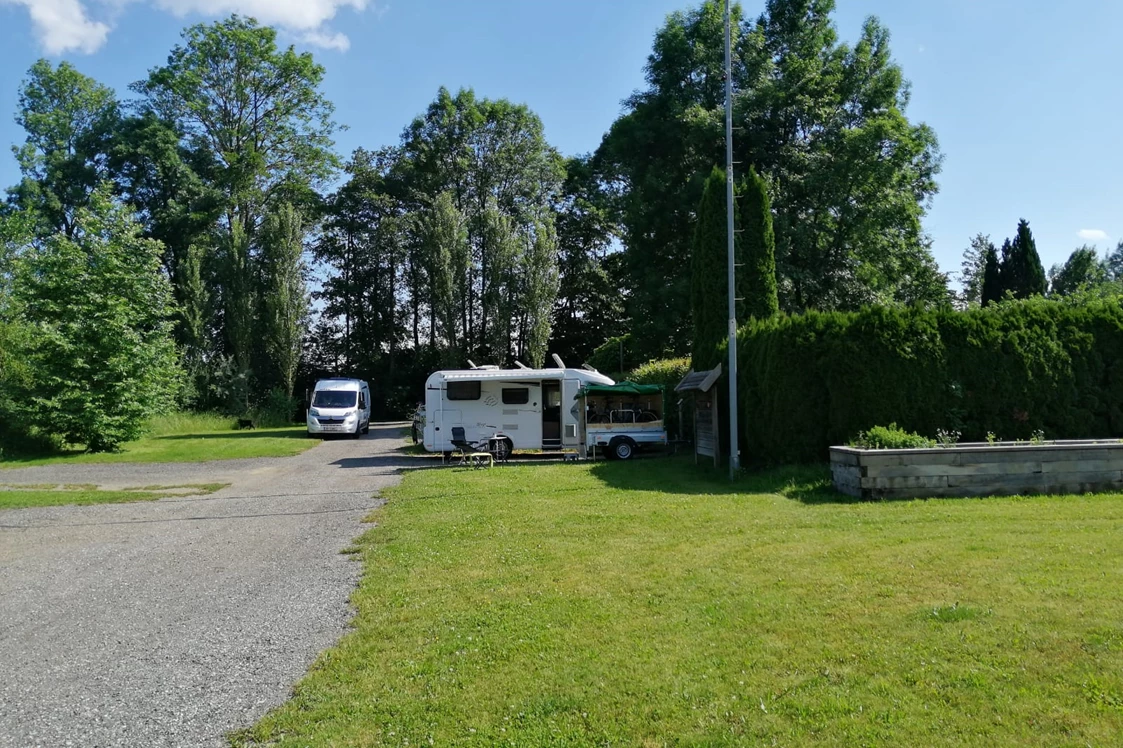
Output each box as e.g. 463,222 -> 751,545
959,233 -> 994,307
740,167 -> 779,320
1049,246 -> 1107,297
9,188 -> 179,451
691,167 -> 729,370
9,59 -> 118,237
598,0 -> 945,357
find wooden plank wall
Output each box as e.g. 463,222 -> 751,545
830,443 -> 1123,500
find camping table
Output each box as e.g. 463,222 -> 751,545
486,436 -> 510,463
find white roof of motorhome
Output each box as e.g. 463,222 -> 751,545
428,368 -> 614,386
314,378 -> 367,390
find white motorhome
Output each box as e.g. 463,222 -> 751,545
306,378 -> 371,438
423,365 -> 613,455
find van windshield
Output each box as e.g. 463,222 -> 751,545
313,390 -> 357,408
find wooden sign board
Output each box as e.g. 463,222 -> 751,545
694,392 -> 719,466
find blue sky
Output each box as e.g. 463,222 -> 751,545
1,0 -> 1121,278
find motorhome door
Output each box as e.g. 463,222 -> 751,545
561,378 -> 581,447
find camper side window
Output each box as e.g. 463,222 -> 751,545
359,392 -> 366,409
501,388 -> 529,405
446,381 -> 481,401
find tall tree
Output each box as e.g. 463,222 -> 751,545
423,191 -> 469,363
398,87 -> 565,361
520,217 -> 561,368
1000,219 -> 1046,299
136,15 -> 338,393
1049,246 -> 1107,297
549,156 -> 625,367
691,167 -> 729,370
740,167 -> 779,320
598,0 -> 943,356
8,59 -> 118,237
981,242 -> 1002,306
10,187 -> 179,451
1104,240 -> 1123,281
260,203 -> 308,398
959,234 -> 994,307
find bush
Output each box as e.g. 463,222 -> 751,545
588,334 -> 642,379
628,357 -> 691,440
740,297 -> 1123,463
251,389 -> 300,428
851,423 -> 935,450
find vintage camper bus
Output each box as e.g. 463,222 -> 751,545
423,365 -> 614,455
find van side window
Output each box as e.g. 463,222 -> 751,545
447,381 -> 481,401
501,388 -> 530,405
359,392 -> 366,409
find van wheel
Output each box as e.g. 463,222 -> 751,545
610,437 -> 636,461
362,423 -> 370,435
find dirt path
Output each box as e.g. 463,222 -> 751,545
0,422 -> 410,747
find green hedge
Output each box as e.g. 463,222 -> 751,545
740,298 -> 1123,463
628,357 -> 691,440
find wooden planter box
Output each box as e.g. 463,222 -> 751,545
830,440 -> 1123,500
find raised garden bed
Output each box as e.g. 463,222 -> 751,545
831,440 -> 1123,500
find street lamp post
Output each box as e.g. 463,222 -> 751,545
724,0 -> 740,478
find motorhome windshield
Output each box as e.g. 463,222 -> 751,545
313,390 -> 357,408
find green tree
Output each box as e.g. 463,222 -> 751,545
137,15 -> 337,394
1103,240 -> 1123,280
981,242 -> 1002,306
691,167 -> 729,370
959,234 -> 994,307
740,167 -> 779,320
1049,246 -> 1107,297
423,190 -> 469,363
521,217 -> 560,368
1000,219 -> 1046,299
398,88 -> 565,360
261,203 -> 309,397
11,187 -> 179,452
549,156 -> 625,367
598,0 -> 943,355
8,59 -> 118,237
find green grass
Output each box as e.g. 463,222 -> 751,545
235,459 -> 1123,747
0,482 -> 227,509
0,412 -> 315,468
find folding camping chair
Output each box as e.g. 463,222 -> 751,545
450,426 -> 493,469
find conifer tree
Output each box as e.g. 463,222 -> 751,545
740,167 -> 779,320
691,167 -> 729,370
981,242 -> 1002,305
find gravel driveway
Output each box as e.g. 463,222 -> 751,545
0,422 -> 410,747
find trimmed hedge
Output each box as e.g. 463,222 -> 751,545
740,298 -> 1123,463
628,357 -> 691,440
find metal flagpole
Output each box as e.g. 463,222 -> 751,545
724,0 -> 740,478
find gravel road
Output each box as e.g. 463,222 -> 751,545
0,422 -> 410,747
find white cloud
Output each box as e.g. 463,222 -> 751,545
1078,229 -> 1109,241
2,0 -> 370,54
2,0 -> 110,54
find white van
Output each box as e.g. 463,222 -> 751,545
307,378 -> 371,438
423,365 -> 614,455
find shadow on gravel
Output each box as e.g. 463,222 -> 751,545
331,456 -> 411,470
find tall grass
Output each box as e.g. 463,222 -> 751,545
146,411 -> 237,436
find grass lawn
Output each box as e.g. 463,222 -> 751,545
0,482 -> 227,510
0,412 -> 315,468
235,459 -> 1123,746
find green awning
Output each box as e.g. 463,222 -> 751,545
578,380 -> 663,397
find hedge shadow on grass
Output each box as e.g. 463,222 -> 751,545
589,457 -> 854,505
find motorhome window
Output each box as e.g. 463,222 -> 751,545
501,388 -> 530,405
359,392 -> 366,408
447,381 -> 481,401
313,390 -> 357,408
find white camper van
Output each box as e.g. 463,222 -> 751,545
307,378 -> 371,438
423,365 -> 614,455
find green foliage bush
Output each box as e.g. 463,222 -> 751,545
851,424 -> 935,450
587,334 -> 642,378
740,297 -> 1123,463
628,357 -> 691,439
